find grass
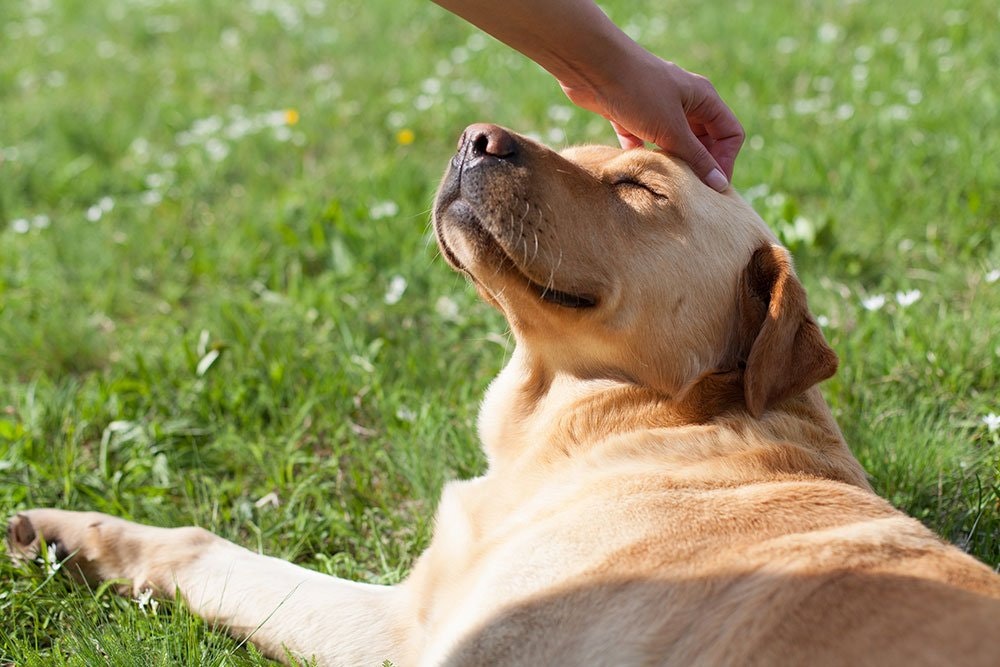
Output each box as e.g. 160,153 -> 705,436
1,0 -> 998,662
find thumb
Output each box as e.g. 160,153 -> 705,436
663,134 -> 729,192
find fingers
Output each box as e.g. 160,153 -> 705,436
683,79 -> 745,182
708,132 -> 744,183
700,109 -> 744,182
653,115 -> 730,192
610,120 -> 645,150
560,53 -> 743,189
619,117 -> 731,192
676,138 -> 730,192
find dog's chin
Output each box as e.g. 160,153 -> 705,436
434,199 -> 598,311
433,198 -> 492,275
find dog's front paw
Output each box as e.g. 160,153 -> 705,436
8,509 -> 221,596
7,509 -> 140,589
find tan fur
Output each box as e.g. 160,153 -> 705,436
8,125 -> 1000,665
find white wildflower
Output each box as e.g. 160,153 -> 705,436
225,116 -> 254,139
141,190 -> 163,206
895,289 -> 921,307
420,78 -> 442,95
813,76 -> 834,93
220,27 -> 240,49
384,275 -> 407,305
466,33 -> 487,51
776,37 -> 798,54
880,27 -> 899,44
742,184 -> 770,201
205,138 -> 229,162
192,115 -> 223,136
861,294 -> 886,312
262,110 -> 287,127
791,98 -> 821,115
369,200 -> 399,220
882,105 -> 912,122
135,587 -> 158,613
86,205 -> 103,222
983,413 -> 1000,433
545,127 -> 566,144
547,105 -> 573,123
396,406 -> 417,423
44,544 -> 61,575
11,218 -> 30,234
985,269 -> 1000,284
145,173 -> 169,189
386,111 -> 407,129
435,296 -> 460,321
309,63 -> 335,82
817,23 -> 840,43
834,104 -> 855,121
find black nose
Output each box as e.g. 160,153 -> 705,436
460,123 -> 518,159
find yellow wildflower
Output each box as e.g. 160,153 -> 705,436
284,109 -> 300,125
396,128 -> 415,146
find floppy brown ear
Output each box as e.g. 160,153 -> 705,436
738,244 -> 838,417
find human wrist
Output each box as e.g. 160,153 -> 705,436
548,21 -> 643,99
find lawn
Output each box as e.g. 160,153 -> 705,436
1,0 -> 998,663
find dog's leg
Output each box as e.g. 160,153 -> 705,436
7,509 -> 415,665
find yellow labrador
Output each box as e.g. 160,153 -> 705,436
9,125 -> 1000,665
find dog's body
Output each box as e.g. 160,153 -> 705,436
9,125 -> 1000,665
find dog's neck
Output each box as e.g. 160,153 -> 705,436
477,346 -> 870,490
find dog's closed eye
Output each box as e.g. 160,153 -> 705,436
612,177 -> 668,200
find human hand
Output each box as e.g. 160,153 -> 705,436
559,50 -> 744,192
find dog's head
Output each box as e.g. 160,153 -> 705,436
433,124 -> 836,417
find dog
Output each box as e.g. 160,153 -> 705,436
8,124 -> 1000,665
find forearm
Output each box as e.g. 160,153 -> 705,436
432,0 -> 642,90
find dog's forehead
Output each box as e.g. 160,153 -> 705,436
559,145 -> 684,179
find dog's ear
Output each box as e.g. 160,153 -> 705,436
738,244 -> 837,417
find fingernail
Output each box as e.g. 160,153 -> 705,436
705,168 -> 728,192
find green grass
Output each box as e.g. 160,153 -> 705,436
1,0 -> 998,662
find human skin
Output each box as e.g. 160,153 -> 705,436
433,0 -> 745,191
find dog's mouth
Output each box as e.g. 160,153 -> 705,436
532,281 -> 597,309
435,197 -> 598,311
